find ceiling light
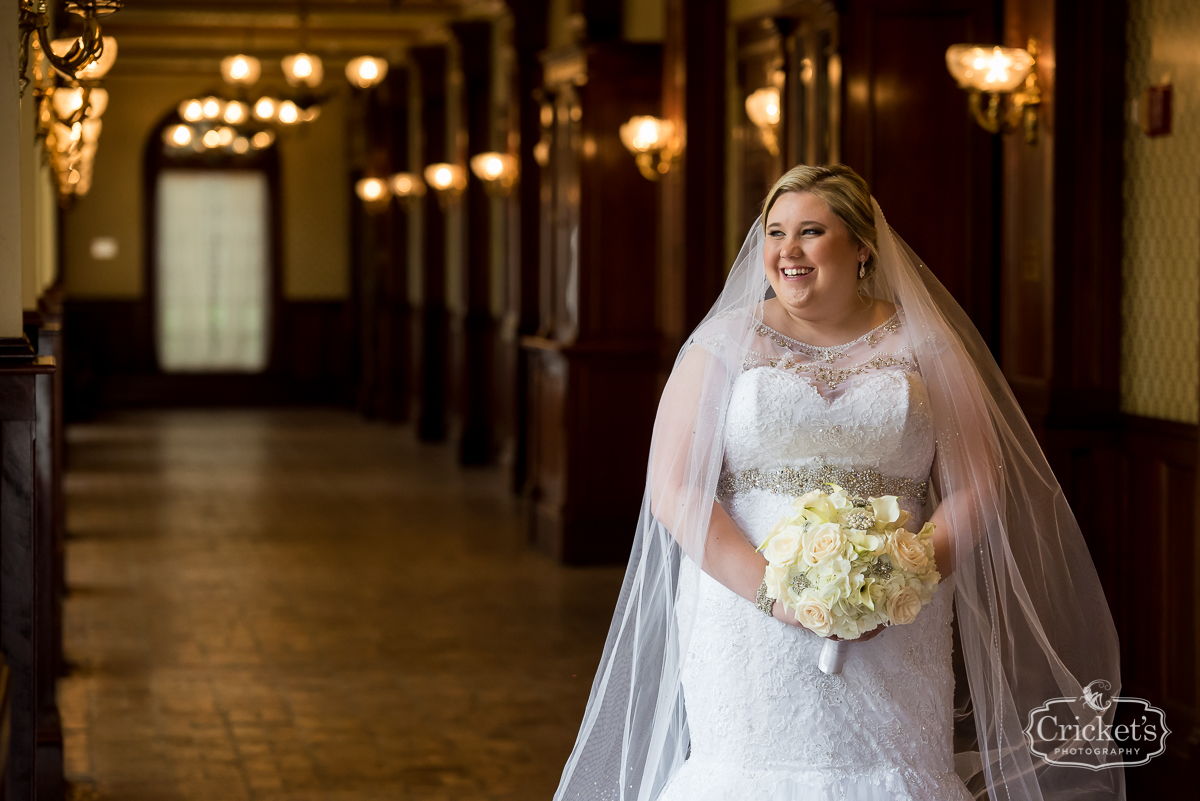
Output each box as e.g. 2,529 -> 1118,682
220,54 -> 261,86
282,52 -> 323,88
277,100 -> 300,125
180,99 -> 204,122
223,101 -> 249,125
253,97 -> 277,121
200,96 -> 224,120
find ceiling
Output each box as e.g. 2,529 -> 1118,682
80,0 -> 496,77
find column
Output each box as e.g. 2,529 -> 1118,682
410,45 -> 450,442
450,20 -> 497,465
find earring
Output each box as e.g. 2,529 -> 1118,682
858,257 -> 866,279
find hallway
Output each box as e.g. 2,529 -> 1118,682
59,410 -> 623,801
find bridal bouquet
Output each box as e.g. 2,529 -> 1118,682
758,485 -> 940,649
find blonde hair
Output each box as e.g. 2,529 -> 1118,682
762,164 -> 878,279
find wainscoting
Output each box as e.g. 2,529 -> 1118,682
1051,414 -> 1199,794
63,299 -> 355,419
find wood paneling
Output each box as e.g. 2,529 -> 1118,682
0,359 -> 57,800
62,300 -> 354,416
524,42 -> 661,563
842,0 -> 1000,348
661,0 -> 727,357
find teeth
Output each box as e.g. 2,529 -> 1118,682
783,267 -> 813,276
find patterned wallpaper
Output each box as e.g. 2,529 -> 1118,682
1121,0 -> 1200,424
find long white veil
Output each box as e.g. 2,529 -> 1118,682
553,195 -> 1125,801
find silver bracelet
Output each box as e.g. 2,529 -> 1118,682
755,579 -> 776,617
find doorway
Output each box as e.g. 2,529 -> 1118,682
155,169 -> 270,372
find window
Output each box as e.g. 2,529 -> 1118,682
156,169 -> 270,372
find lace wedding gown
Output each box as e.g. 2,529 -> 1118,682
661,310 -> 972,801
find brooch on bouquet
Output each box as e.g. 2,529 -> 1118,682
756,484 -> 941,674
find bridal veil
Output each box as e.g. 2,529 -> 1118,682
553,185 -> 1125,801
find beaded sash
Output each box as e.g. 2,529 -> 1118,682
716,464 -> 929,503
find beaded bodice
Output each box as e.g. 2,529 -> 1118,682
720,310 -> 936,495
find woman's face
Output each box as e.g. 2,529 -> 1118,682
763,191 -> 868,317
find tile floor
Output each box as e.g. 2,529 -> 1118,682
60,409 -> 625,800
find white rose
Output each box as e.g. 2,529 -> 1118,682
794,594 -> 833,636
886,586 -> 923,625
762,525 -> 804,565
888,530 -> 929,574
801,522 -> 845,567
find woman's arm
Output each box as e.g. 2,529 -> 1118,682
702,500 -> 802,626
649,344 -> 802,627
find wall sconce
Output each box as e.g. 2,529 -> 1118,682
355,177 -> 391,214
19,0 -> 122,95
389,172 -> 426,208
619,115 -> 681,182
423,163 -> 467,207
346,56 -> 388,89
945,38 -> 1041,143
469,152 -> 518,196
744,86 -> 781,156
221,54 -> 261,86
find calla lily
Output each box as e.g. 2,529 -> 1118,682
870,495 -> 901,524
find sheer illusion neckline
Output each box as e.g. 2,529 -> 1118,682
755,309 -> 902,361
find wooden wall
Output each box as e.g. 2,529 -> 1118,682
842,0 -> 1001,348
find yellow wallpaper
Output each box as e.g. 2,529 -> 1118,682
63,74 -> 349,300
1122,0 -> 1200,424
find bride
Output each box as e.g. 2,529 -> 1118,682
554,165 -> 1125,800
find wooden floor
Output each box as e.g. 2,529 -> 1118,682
59,409 -> 625,801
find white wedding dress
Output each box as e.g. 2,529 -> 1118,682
661,310 -> 972,801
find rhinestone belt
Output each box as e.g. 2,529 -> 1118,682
716,464 -> 929,502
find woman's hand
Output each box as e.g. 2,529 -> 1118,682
770,600 -> 805,628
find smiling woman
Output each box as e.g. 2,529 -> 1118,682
760,166 -> 892,349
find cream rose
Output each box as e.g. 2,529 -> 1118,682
888,530 -> 929,573
794,595 -> 834,636
801,522 -> 845,567
886,586 -> 923,625
762,525 -> 804,565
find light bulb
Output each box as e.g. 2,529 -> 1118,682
221,54 -> 261,86
217,127 -> 235,146
223,101 -> 248,125
435,167 -> 451,188
251,131 -> 275,149
202,129 -> 221,148
253,97 -> 276,120
232,137 -> 249,154
282,52 -> 324,87
167,124 -> 193,146
345,56 -> 389,89
277,101 -> 300,125
201,96 -> 223,120
355,177 -> 391,203
180,99 -> 204,122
